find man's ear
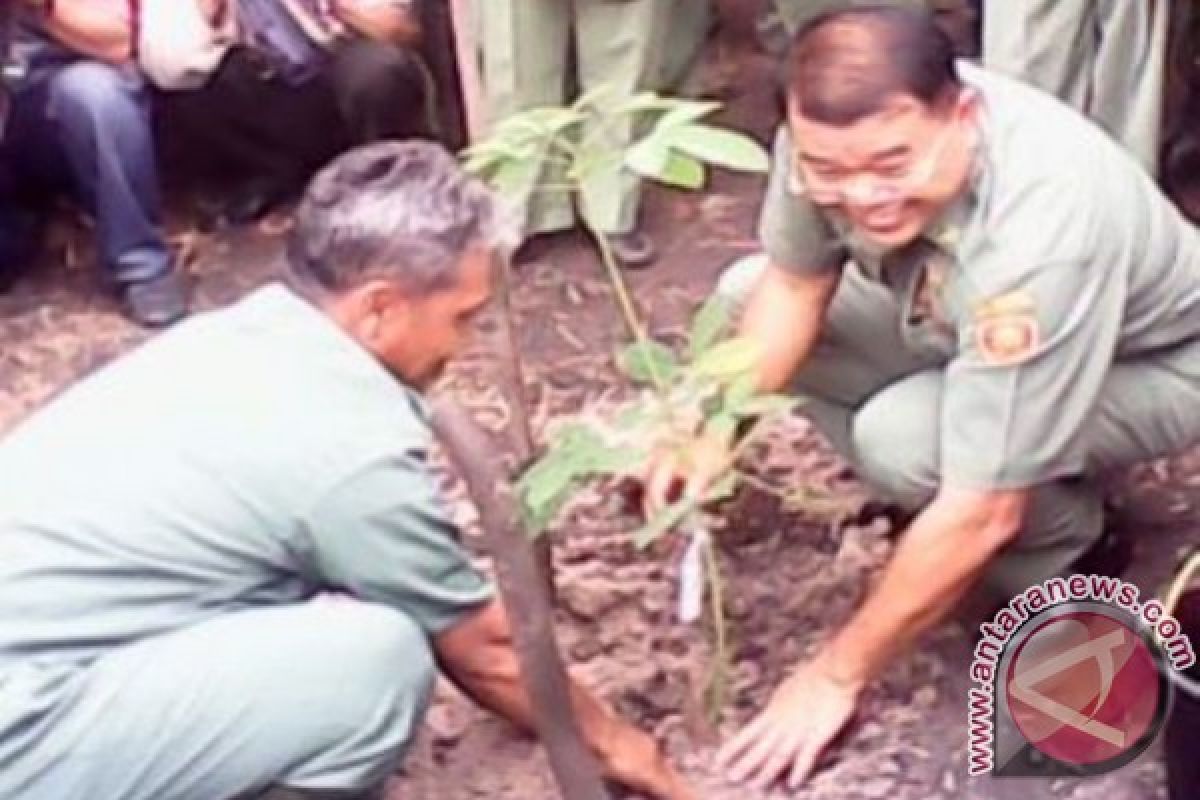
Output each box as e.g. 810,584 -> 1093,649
333,280 -> 409,346
362,280 -> 412,338
954,86 -> 981,123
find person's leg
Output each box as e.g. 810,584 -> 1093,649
715,256 -> 1103,594
478,0 -> 574,236
848,370 -> 1107,597
326,39 -> 433,144
44,64 -> 172,282
654,0 -> 712,92
982,0 -> 1096,110
0,80 -> 56,288
14,600 -> 435,800
847,339 -> 1200,597
1090,0 -> 1169,175
574,0 -> 669,239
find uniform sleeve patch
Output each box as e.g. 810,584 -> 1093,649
975,312 -> 1040,364
971,290 -> 1040,364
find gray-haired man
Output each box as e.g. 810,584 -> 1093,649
0,142 -> 694,800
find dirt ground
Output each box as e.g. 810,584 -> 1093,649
1,8 -> 1198,800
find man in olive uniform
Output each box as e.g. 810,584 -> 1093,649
478,0 -> 670,267
644,7 -> 1200,791
0,142 -> 693,800
983,0 -> 1169,175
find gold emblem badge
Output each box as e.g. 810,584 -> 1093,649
973,291 -> 1039,365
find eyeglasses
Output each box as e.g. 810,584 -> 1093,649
788,124 -> 957,205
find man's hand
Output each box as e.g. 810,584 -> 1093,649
714,487 -> 1026,791
642,432 -> 733,519
605,726 -> 697,800
717,653 -> 864,791
435,600 -> 697,800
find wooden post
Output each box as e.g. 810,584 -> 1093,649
493,257 -> 556,594
448,0 -> 487,142
430,399 -> 611,800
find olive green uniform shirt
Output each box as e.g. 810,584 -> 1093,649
759,63 -> 1200,489
0,284 -> 492,794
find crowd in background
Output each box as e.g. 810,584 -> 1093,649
0,0 -> 1192,327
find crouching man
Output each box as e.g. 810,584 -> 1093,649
645,6 -> 1200,792
0,141 -> 693,800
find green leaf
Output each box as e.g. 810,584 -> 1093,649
518,461 -> 578,532
573,83 -> 619,112
692,337 -> 762,380
706,471 -> 739,503
612,91 -> 680,117
732,394 -> 800,418
722,373 -> 758,410
625,134 -> 672,180
518,421 -> 641,533
631,470 -> 740,548
668,124 -> 770,173
651,100 -> 722,134
658,152 -> 706,190
571,143 -> 622,184
703,412 -> 738,442
689,296 -> 733,359
520,453 -> 578,511
618,340 -> 678,385
633,499 -> 693,549
577,153 -> 624,231
488,157 -> 540,197
615,403 -> 653,429
461,147 -> 506,176
519,106 -> 586,135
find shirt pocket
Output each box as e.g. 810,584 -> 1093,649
900,251 -> 959,363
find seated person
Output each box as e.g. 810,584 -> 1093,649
0,0 -> 187,327
159,0 -> 432,226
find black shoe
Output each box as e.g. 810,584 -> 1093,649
607,231 -> 658,270
122,271 -> 189,328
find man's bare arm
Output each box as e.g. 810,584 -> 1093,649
738,261 -> 840,393
823,487 -> 1028,686
717,487 -> 1028,789
434,599 -> 694,800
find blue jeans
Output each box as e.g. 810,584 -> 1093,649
0,58 -> 170,287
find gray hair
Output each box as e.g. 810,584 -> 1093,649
286,141 -> 516,297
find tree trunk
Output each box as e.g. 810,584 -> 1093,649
430,399 -> 610,800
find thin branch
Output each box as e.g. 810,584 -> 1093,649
703,540 -> 729,719
431,400 -> 610,800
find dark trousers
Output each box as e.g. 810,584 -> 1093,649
0,59 -> 170,287
160,39 -> 431,193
